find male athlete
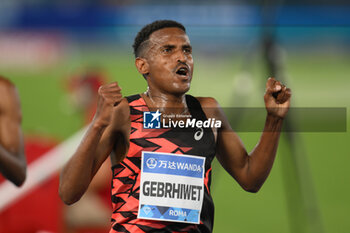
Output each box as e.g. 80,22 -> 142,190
59,20 -> 291,233
0,76 -> 26,186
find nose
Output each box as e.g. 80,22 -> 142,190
176,50 -> 186,63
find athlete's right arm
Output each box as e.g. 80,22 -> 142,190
59,82 -> 130,205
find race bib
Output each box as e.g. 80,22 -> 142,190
138,151 -> 206,224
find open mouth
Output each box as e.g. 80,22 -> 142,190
175,66 -> 189,77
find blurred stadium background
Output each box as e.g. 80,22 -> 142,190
0,0 -> 349,233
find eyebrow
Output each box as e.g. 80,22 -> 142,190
160,44 -> 192,50
160,44 -> 176,49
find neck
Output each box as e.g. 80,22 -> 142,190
143,88 -> 188,114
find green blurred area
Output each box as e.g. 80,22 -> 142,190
2,43 -> 349,233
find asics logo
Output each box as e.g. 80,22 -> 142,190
194,128 -> 204,141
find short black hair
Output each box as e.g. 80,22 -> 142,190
133,20 -> 186,57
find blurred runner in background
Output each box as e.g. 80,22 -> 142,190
0,75 -> 26,187
0,76 -> 61,233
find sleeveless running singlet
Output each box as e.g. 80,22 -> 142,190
110,94 -> 216,233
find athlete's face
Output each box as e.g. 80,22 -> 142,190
142,27 -> 194,95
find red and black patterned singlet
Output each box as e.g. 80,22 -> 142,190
110,94 -> 216,233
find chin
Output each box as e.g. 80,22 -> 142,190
175,82 -> 191,93
175,87 -> 190,96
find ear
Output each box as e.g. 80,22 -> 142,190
135,57 -> 149,76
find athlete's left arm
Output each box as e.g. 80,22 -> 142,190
200,77 -> 291,193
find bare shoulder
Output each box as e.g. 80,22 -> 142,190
195,96 -> 223,120
196,96 -> 220,108
195,96 -> 232,128
0,76 -> 14,85
0,77 -> 21,114
0,76 -> 16,94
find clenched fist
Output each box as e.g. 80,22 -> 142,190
93,82 -> 123,127
264,77 -> 291,119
